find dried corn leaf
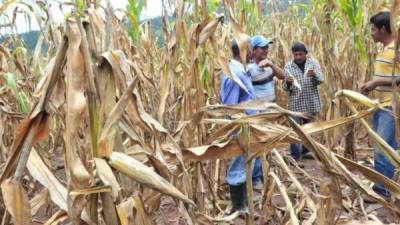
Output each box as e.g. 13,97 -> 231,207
182,140 -> 268,161
343,99 -> 400,168
30,188 -> 49,216
203,100 -> 308,118
287,116 -> 400,213
109,152 -> 195,206
390,0 -> 400,39
117,197 -> 135,225
0,112 -> 49,182
269,172 -> 299,225
198,15 -> 224,45
228,7 -> 249,68
94,158 -> 121,201
98,77 -> 138,157
1,178 -> 32,225
272,149 -> 316,210
64,18 -> 90,187
27,149 -> 91,223
69,186 -> 111,196
133,195 -> 152,225
302,107 -> 376,134
336,154 -> 400,198
27,149 -> 68,211
43,210 -> 68,225
156,63 -> 170,124
100,191 -> 120,225
194,211 -> 241,223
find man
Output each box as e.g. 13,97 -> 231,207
245,35 -> 285,191
248,35 -> 285,102
282,42 -> 324,160
360,11 -> 399,198
220,40 -> 261,213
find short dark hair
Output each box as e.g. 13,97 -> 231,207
291,42 -> 308,53
370,11 -> 391,33
231,40 -> 240,57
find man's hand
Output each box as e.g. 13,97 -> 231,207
360,80 -> 377,95
258,59 -> 273,68
286,75 -> 294,84
306,69 -> 316,77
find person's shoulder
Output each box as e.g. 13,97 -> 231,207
379,47 -> 395,59
247,62 -> 259,71
284,60 -> 293,68
307,57 -> 316,62
307,57 -> 320,65
247,62 -> 258,67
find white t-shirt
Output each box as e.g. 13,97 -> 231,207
247,63 -> 275,102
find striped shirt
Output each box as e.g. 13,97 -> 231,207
373,41 -> 400,102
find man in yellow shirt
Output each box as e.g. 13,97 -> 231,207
360,11 -> 399,198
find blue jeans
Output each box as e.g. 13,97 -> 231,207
226,155 -> 263,186
290,116 -> 312,160
372,109 -> 398,197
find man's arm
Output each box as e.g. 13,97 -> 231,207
258,59 -> 285,80
360,77 -> 400,95
374,78 -> 400,86
271,64 -> 285,80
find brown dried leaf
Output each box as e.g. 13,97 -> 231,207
30,188 -> 49,216
116,197 -> 135,225
27,149 -> 68,211
43,210 -> 68,225
1,179 -> 32,225
109,152 -> 195,206
94,158 -> 121,201
198,15 -> 224,45
98,77 -> 138,157
64,18 -> 90,191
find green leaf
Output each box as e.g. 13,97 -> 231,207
3,72 -> 29,113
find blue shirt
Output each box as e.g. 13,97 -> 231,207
220,59 -> 256,115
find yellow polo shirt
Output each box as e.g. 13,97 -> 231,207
373,41 -> 400,102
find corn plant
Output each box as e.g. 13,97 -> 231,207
0,0 -> 399,224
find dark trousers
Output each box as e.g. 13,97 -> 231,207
290,116 -> 312,160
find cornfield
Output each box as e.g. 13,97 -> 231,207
0,0 -> 400,224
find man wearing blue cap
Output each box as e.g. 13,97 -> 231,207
220,39 -> 263,213
248,35 -> 285,102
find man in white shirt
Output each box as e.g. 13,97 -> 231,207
248,35 -> 285,102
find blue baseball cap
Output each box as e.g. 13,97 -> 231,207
251,35 -> 273,48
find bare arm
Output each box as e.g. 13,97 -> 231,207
270,64 -> 285,80
360,78 -> 400,95
258,59 -> 285,80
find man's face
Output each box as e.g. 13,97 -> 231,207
293,51 -> 307,64
252,45 -> 269,61
370,24 -> 384,43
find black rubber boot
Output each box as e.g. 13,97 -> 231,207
301,147 -> 314,159
229,183 -> 248,213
